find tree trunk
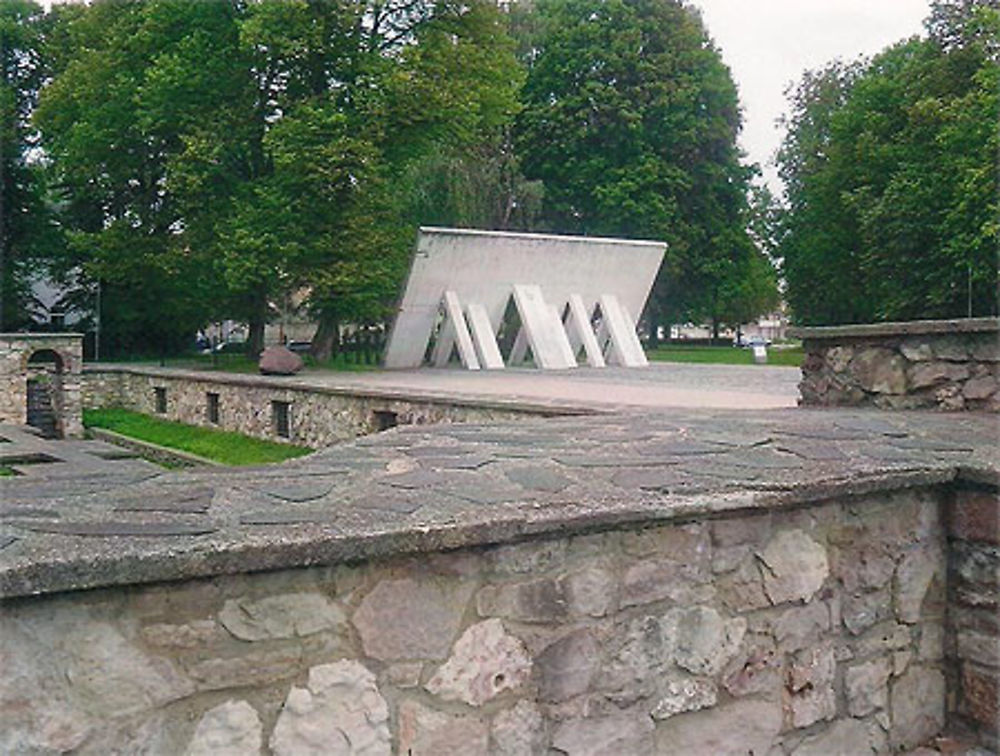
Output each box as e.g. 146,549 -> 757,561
311,314 -> 340,362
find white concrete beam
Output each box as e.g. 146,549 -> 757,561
567,294 -> 606,368
512,285 -> 574,370
465,302 -> 504,370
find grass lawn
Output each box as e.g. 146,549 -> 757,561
646,345 -> 804,368
83,408 -> 313,466
0,465 -> 15,477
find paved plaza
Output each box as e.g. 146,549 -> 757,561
294,361 -> 800,411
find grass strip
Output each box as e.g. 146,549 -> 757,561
83,408 -> 312,466
646,345 -> 803,367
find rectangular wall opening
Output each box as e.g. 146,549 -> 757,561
206,393 -> 220,424
154,387 -> 167,414
272,400 -> 291,438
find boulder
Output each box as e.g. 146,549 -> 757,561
259,346 -> 303,375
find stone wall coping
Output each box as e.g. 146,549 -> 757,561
84,363 -> 602,417
788,317 -> 999,340
0,332 -> 85,340
1,407 -> 997,600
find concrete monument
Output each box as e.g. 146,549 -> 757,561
383,228 -> 665,370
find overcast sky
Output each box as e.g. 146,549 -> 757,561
688,0 -> 931,194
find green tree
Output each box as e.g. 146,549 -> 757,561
778,0 -> 999,324
515,0 -> 761,334
1,0 -> 56,329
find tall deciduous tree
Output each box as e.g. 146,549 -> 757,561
1,0 -> 55,329
777,0 -> 999,325
515,0 -> 767,333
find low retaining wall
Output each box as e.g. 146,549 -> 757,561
3,484 -> 996,754
83,366 -> 587,447
789,318 -> 999,411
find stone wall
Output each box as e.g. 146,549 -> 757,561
83,367 -> 576,448
0,333 -> 84,437
789,318 -> 999,411
947,484 -> 1000,750
3,486 -> 978,755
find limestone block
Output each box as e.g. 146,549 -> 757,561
353,578 -> 474,660
476,577 -> 568,624
971,334 -> 1000,361
653,698 -> 781,756
491,700 -> 546,756
650,675 -> 718,720
786,645 -> 836,728
791,717 -> 885,755
758,530 -> 829,605
258,346 -> 303,375
673,605 -> 747,676
622,522 -> 709,560
908,360 -> 969,389
835,543 -> 895,593
964,375 -> 998,400
621,557 -> 714,608
723,637 -> 781,698
551,711 -> 655,756
933,334 -> 970,360
218,593 -> 345,641
142,620 -> 220,649
825,345 -> 854,372
711,514 -> 772,547
850,347 -> 908,394
488,539 -> 566,575
900,339 -> 934,362
846,657 -> 892,716
889,666 -> 946,750
766,602 -> 831,651
718,555 -> 770,612
853,621 -> 913,657
600,613 -> 677,702
397,699 -> 488,756
843,587 -> 893,635
919,623 -> 944,661
536,629 -> 599,702
270,660 -> 390,756
894,547 -> 941,623
562,566 -> 616,618
187,700 -> 262,756
425,619 -> 532,706
184,645 -> 302,691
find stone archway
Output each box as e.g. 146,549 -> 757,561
1,334 -> 83,438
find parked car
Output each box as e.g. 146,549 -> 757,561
734,335 -> 771,348
286,341 -> 312,354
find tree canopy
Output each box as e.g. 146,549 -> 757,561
11,0 -> 781,356
515,0 -> 765,333
777,0 -> 999,325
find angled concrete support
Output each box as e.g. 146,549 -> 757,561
465,302 -> 504,370
432,291 -> 480,370
512,285 -> 574,370
600,294 -> 647,368
566,294 -> 606,368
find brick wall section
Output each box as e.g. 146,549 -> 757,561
0,487 -> 965,754
789,318 -> 999,411
946,485 -> 1000,750
83,368 -> 573,448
